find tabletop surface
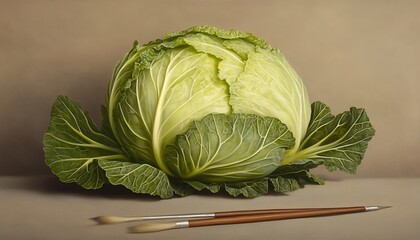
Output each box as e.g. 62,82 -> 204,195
1,176 -> 419,240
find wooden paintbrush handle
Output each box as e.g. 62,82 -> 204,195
189,206 -> 366,227
214,208 -> 329,218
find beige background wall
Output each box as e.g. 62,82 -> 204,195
0,0 -> 418,177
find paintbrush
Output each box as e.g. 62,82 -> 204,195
127,206 -> 390,233
92,207 -> 328,224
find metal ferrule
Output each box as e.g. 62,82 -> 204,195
175,221 -> 190,229
142,213 -> 215,221
365,206 -> 379,211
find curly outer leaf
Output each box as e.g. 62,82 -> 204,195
283,101 -> 375,173
224,179 -> 269,198
270,176 -> 300,193
99,160 -> 174,198
170,180 -> 196,197
43,96 -> 126,189
166,114 -> 294,183
186,181 -> 221,193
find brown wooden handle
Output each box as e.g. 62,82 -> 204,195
189,206 -> 366,228
214,208 -> 329,218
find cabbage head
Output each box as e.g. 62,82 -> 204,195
44,26 -> 375,198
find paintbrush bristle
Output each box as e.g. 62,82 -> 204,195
128,222 -> 178,233
91,216 -> 131,224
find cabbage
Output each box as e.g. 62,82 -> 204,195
44,26 -> 375,198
